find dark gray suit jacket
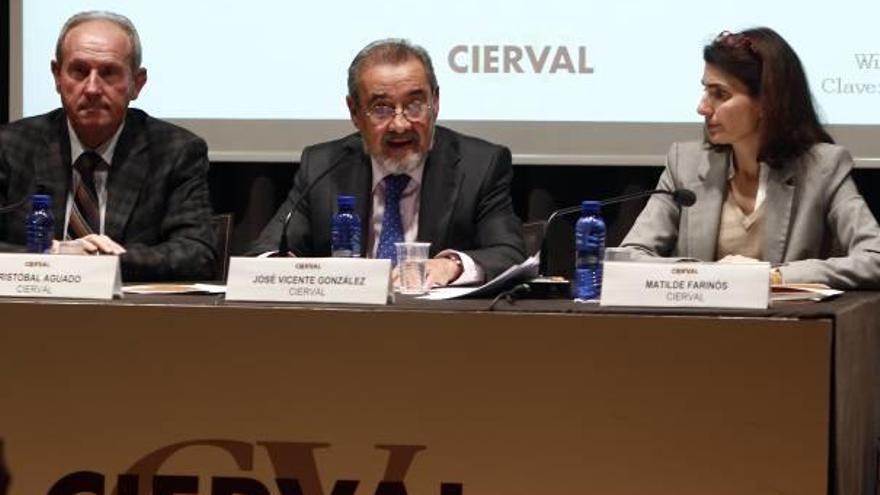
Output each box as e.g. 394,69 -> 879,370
621,141 -> 880,289
249,126 -> 526,280
0,108 -> 217,281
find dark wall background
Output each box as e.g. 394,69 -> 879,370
207,162 -> 666,256
208,162 -> 673,278
208,161 -> 880,278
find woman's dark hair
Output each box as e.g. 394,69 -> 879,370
703,27 -> 833,166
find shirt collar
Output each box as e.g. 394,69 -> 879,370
67,119 -> 125,168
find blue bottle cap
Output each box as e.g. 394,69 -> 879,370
581,200 -> 601,213
32,194 -> 52,209
337,195 -> 355,209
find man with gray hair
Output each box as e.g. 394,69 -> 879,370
250,39 -> 525,286
0,11 -> 216,281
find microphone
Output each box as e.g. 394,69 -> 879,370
537,187 -> 696,278
276,136 -> 360,255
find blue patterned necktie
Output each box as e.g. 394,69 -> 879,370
376,174 -> 411,263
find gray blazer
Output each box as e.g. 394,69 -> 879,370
620,141 -> 880,289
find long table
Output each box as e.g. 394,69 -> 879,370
1,292 -> 878,495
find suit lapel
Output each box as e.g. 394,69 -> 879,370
417,128 -> 461,254
104,112 -> 150,240
36,112 -> 73,238
687,149 -> 728,260
762,161 -> 797,264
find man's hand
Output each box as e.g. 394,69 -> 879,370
424,256 -> 463,288
51,235 -> 126,255
391,255 -> 463,292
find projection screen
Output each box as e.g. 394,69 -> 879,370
9,0 -> 880,166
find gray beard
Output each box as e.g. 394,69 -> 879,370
375,151 -> 424,175
368,123 -> 436,175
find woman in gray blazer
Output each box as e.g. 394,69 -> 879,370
621,27 -> 880,289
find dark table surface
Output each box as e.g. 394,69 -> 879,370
46,288 -> 875,322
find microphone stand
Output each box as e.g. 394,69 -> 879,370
537,188 -> 696,281
274,137 -> 359,256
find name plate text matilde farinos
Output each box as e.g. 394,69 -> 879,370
600,261 -> 770,309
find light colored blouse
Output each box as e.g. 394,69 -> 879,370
714,161 -> 770,260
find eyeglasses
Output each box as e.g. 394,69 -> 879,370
365,101 -> 433,124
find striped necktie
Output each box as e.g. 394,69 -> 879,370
376,174 -> 411,264
67,151 -> 105,239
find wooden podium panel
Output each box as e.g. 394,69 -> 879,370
0,300 -> 831,494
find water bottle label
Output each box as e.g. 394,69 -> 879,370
577,254 -> 600,265
331,213 -> 361,257
574,213 -> 606,300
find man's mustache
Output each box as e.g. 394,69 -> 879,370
383,132 -> 419,145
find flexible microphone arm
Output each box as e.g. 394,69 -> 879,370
603,188 -> 696,207
0,195 -> 32,215
0,184 -> 49,214
276,137 -> 360,256
538,188 -> 696,274
543,188 -> 696,230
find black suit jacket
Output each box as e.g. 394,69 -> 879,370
0,108 -> 216,281
250,126 -> 526,280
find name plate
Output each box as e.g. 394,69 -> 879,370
0,253 -> 122,300
225,257 -> 392,305
600,261 -> 770,309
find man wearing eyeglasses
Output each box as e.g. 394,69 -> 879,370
250,39 -> 525,287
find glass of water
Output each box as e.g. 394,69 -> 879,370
394,242 -> 431,295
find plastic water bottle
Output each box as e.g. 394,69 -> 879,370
25,194 -> 54,254
573,200 -> 606,300
331,195 -> 361,257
